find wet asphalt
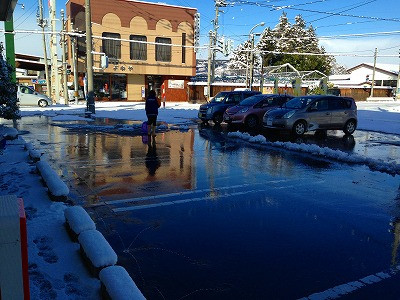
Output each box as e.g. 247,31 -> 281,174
6,116 -> 400,299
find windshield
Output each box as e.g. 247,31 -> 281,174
211,92 -> 228,103
239,95 -> 263,106
285,96 -> 314,109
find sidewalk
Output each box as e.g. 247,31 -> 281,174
0,130 -> 100,299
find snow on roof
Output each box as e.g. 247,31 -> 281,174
64,206 -> 96,235
227,131 -> 400,176
36,160 -> 70,197
78,230 -> 118,268
123,0 -> 196,10
99,266 -> 146,300
348,63 -> 399,75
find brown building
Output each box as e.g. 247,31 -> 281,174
66,0 -> 197,102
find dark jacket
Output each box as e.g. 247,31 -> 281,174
145,96 -> 160,116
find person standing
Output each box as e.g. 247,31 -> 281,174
145,90 -> 161,136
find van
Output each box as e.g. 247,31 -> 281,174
17,85 -> 52,107
198,90 -> 261,124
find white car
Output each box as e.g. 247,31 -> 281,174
17,85 -> 52,107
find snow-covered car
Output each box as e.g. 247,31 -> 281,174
17,85 -> 51,107
263,95 -> 357,136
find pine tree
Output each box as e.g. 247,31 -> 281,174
0,43 -> 20,120
227,39 -> 252,76
231,12 -> 344,75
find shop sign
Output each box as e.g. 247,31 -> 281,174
168,80 -> 184,89
31,79 -> 47,85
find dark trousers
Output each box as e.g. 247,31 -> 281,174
147,115 -> 157,126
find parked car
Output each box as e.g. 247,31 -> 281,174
263,95 -> 357,136
198,90 -> 261,124
224,94 -> 293,130
17,85 -> 51,107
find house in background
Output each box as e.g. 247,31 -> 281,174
329,63 -> 398,101
66,0 -> 197,102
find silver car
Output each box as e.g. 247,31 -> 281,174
263,95 -> 357,136
17,85 -> 51,107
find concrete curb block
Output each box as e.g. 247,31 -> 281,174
36,160 -> 69,201
64,206 -> 96,242
78,229 -> 118,277
99,266 -> 146,300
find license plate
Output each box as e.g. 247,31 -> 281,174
267,118 -> 272,126
224,116 -> 230,121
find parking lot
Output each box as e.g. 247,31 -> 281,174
13,115 -> 400,299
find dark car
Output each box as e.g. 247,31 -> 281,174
263,95 -> 358,136
198,90 -> 261,124
224,94 -> 293,130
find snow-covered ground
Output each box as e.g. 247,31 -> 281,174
0,100 -> 399,299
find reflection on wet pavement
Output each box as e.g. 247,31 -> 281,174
5,116 -> 400,299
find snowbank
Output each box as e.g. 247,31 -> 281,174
227,131 -> 400,175
36,160 -> 70,199
99,266 -> 146,300
0,125 -> 18,139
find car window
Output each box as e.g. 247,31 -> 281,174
330,98 -> 346,110
211,92 -> 228,103
226,94 -> 241,103
21,86 -> 34,94
240,95 -> 263,106
310,99 -> 329,111
285,97 -> 313,109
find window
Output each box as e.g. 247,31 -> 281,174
155,37 -> 172,62
21,86 -> 34,94
102,32 -> 121,60
181,33 -> 186,63
226,94 -> 241,103
130,35 -> 147,60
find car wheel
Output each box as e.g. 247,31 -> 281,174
343,119 -> 356,135
292,121 -> 306,136
213,113 -> 223,125
38,99 -> 48,107
245,115 -> 258,130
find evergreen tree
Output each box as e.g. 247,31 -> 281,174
230,12 -> 347,75
0,43 -> 20,120
227,39 -> 252,76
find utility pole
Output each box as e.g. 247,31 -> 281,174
206,0 -> 226,101
207,31 -> 213,101
370,47 -> 378,98
85,0 -> 95,114
60,9 -> 68,105
37,0 -> 51,97
49,0 -> 59,103
71,22 -> 79,105
249,33 -> 255,90
259,54 -> 264,93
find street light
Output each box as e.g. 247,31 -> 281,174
246,22 -> 265,90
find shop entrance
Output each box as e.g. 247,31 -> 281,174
146,75 -> 163,98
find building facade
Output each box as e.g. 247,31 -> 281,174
66,0 -> 197,102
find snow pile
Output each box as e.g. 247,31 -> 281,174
64,206 -> 96,238
99,266 -> 146,300
36,160 -> 70,197
28,149 -> 41,161
227,131 -> 400,175
0,125 -> 18,139
78,229 -> 117,269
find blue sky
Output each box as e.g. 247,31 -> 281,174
1,0 -> 399,67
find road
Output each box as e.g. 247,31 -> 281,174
12,116 -> 400,299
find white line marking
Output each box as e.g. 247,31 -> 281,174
98,182 -> 281,207
112,189 -> 267,212
299,267 -> 398,299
